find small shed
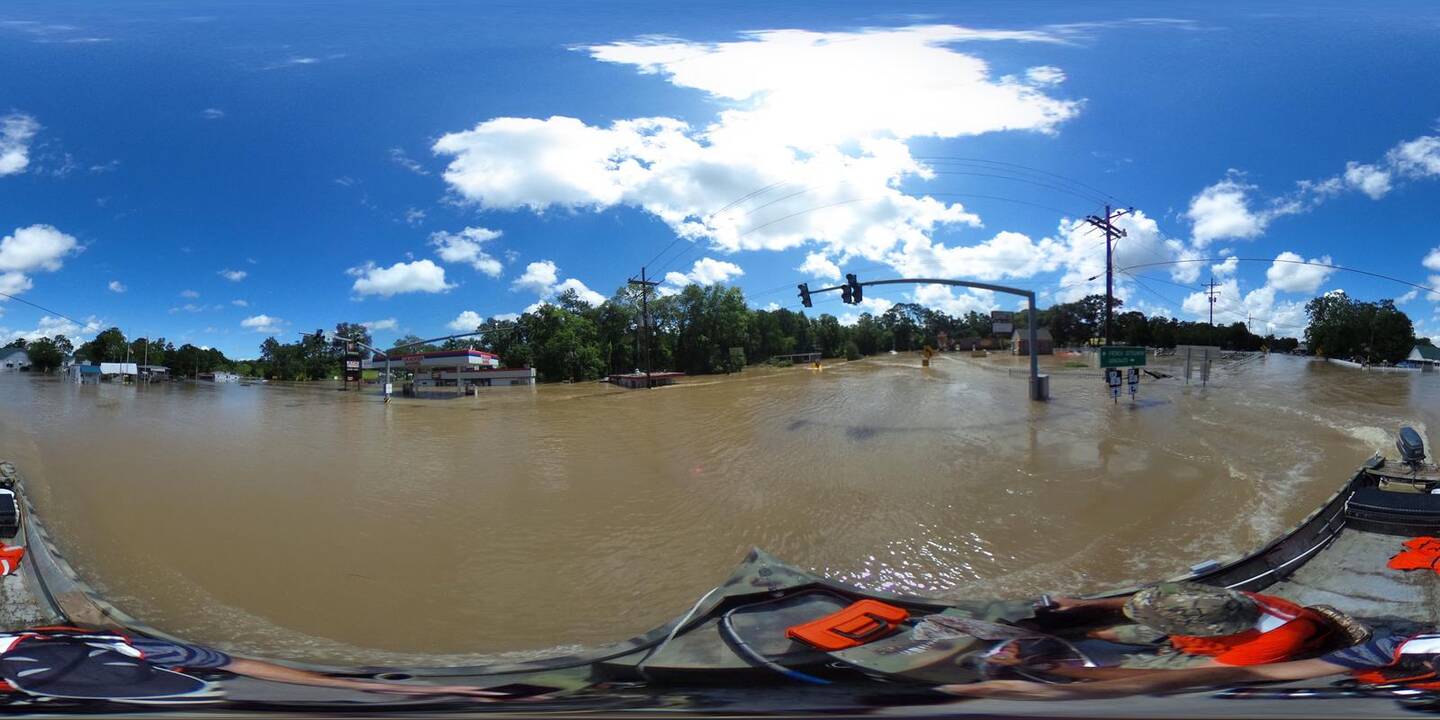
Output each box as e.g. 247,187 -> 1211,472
1011,328 -> 1054,355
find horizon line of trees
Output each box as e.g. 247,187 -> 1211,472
247,286 -> 1311,382
16,284 -> 1421,381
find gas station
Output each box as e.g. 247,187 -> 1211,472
362,349 -> 536,396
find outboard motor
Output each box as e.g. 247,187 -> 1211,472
1398,426 -> 1427,469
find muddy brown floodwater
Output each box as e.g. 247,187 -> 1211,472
0,353 -> 1436,665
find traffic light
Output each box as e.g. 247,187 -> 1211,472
846,273 -> 862,304
840,284 -> 853,304
798,283 -> 813,308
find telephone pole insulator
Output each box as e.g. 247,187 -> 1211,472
1083,205 -> 1133,346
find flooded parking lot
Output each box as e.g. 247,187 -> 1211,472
0,353 -> 1435,665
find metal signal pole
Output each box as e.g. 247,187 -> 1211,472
628,266 -> 660,389
1084,205 -> 1133,345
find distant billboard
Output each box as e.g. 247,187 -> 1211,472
991,310 -> 1014,335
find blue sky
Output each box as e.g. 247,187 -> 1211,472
4,1 -> 1440,358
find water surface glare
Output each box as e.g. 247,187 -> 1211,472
1,353 -> 1433,665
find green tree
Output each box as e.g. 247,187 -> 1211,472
1305,292 -> 1414,362
334,322 -> 374,358
77,327 -> 128,362
26,337 -> 64,372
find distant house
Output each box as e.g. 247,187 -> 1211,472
1408,343 -> 1440,367
0,348 -> 31,372
954,336 -> 983,351
1011,328 -> 1054,355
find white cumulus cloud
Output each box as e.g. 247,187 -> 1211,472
430,226 -> 503,277
0,224 -> 80,273
663,257 -> 745,289
511,260 -> 559,295
1265,251 -> 1334,294
510,259 -> 605,307
0,224 -> 81,298
0,114 -> 39,176
240,314 -> 285,333
1,314 -> 103,345
447,310 -> 484,332
797,252 -> 841,281
431,25 -> 1080,283
1343,161 -> 1392,199
361,318 -> 398,331
108,280 -> 126,293
218,269 -> 247,282
348,259 -> 454,297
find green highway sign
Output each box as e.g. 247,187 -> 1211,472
1099,346 -> 1147,368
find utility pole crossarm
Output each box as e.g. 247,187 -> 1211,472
1080,205 -> 1133,346
628,266 -> 661,388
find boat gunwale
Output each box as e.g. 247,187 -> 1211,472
6,462 -> 1369,679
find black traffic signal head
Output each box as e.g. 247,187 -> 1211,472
841,284 -> 853,304
846,273 -> 862,304
798,283 -> 813,308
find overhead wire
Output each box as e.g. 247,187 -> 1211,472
0,290 -> 90,329
914,156 -> 1126,205
1119,257 -> 1440,301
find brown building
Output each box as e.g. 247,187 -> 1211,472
1011,328 -> 1054,355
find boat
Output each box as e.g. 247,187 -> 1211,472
6,428 -> 1440,715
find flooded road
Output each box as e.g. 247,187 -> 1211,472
1,353 -> 1436,665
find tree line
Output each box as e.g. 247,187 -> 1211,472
250,287 -> 1307,383
4,328 -> 235,376
21,284 -> 1422,382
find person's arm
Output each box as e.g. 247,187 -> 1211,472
939,657 -> 1347,701
221,658 -> 510,699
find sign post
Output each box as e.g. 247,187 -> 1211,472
1099,346 -> 1146,404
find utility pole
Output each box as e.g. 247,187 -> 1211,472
628,266 -> 660,389
1206,277 -> 1221,344
1083,205 -> 1133,345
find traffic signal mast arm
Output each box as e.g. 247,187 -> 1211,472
803,277 -> 1040,300
794,275 -> 1046,401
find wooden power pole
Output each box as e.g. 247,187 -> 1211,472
1083,205 -> 1133,345
628,267 -> 660,389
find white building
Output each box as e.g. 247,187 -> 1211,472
0,348 -> 30,372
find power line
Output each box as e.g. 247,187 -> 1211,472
914,156 -> 1126,205
0,290 -> 89,329
1118,257 -> 1440,301
924,170 -> 1110,205
923,193 -> 1087,217
1121,271 -> 1183,308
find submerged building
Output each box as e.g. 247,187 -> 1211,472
0,348 -> 30,372
1011,327 -> 1054,355
366,349 -> 537,391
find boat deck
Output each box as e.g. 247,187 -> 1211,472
1268,528 -> 1440,633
